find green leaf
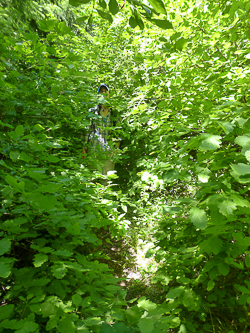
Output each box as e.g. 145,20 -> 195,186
163,170 -> 179,183
179,324 -> 187,333
218,200 -> 237,217
125,305 -> 142,325
109,0 -> 119,15
148,0 -> 167,15
33,253 -> 48,267
41,302 -> 57,317
75,16 -> 88,24
0,262 -> 11,278
69,0 -> 91,5
15,321 -> 39,333
97,9 -> 113,23
166,286 -> 185,298
37,19 -> 57,32
217,262 -> 230,276
138,318 -> 155,333
150,19 -> 173,29
51,264 -> 67,279
44,155 -> 60,163
189,207 -> 207,229
137,297 -> 157,311
0,238 -> 11,255
72,294 -> 82,307
15,125 -> 24,136
53,249 -> 73,257
230,194 -> 250,208
135,16 -> 145,30
245,150 -> 250,162
235,135 -> 250,147
231,163 -> 250,175
207,280 -> 215,291
10,151 -> 20,162
129,16 -> 137,28
200,237 -> 223,255
0,304 -> 14,321
199,134 -> 221,150
218,121 -> 235,134
175,38 -> 188,50
34,124 -> 44,131
245,255 -> 250,268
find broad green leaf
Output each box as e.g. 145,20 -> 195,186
85,317 -> 101,326
148,0 -> 167,14
218,200 -> 237,217
217,121 -> 235,134
125,305 -> 142,324
72,294 -> 82,307
0,262 -> 11,278
51,264 -> 67,279
44,155 -> 60,163
53,250 -> 73,257
41,302 -> 57,317
28,169 -> 47,182
197,167 -> 211,183
150,19 -> 173,29
16,321 -> 39,333
230,194 -> 250,207
137,296 -> 157,311
30,194 -> 57,211
109,0 -> 119,15
97,9 -> 113,23
69,0 -> 91,5
163,170 -> 179,183
10,151 -> 20,162
0,238 -> 11,255
231,163 -> 250,175
38,183 -> 62,193
33,253 -> 48,267
55,22 -> 71,35
135,16 -> 144,30
37,19 -> 57,32
138,317 -> 155,333
217,262 -> 230,276
189,207 -> 207,229
207,280 -> 215,291
199,134 -> 221,151
182,289 -> 195,308
179,324 -> 187,333
235,135 -> 250,147
34,124 -> 44,131
5,175 -> 24,191
20,152 -> 32,162
0,304 -> 14,321
245,150 -> 250,162
99,0 -> 107,9
245,255 -> 250,268
166,286 -> 185,298
175,38 -> 188,50
75,16 -> 88,24
200,237 -> 223,255
15,124 -> 24,136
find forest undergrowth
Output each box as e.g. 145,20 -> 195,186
1,0 -> 250,332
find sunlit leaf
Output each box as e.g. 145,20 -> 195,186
189,207 -> 207,229
150,19 -> 173,29
148,0 -> 167,14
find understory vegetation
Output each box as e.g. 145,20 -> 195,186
1,0 -> 250,332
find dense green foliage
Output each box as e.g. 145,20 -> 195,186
1,0 -> 250,332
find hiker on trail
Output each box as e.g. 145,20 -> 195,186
82,83 -> 121,175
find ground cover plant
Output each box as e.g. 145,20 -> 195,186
1,0 -> 250,332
